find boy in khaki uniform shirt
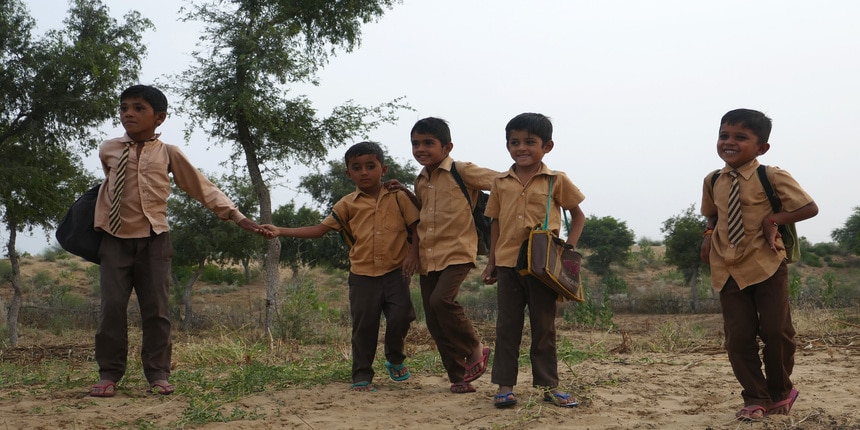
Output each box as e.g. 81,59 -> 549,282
388,117 -> 497,393
264,142 -> 419,392
481,113 -> 585,408
700,108 -> 818,421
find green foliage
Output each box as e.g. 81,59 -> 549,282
1,0 -> 150,234
171,0 -> 409,219
661,204 -> 707,280
563,286 -> 614,329
273,278 -> 343,343
198,265 -> 246,287
637,237 -> 662,247
578,215 -> 635,276
0,259 -> 11,283
832,206 -> 860,255
601,273 -> 629,295
788,271 -> 802,302
271,202 -> 350,271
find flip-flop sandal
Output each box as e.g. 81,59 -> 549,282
463,347 -> 490,383
767,388 -> 799,415
351,381 -> 376,392
148,380 -> 175,395
450,382 -> 476,394
544,392 -> 579,408
90,380 -> 116,398
494,392 -> 517,408
384,361 -> 411,382
736,405 -> 766,421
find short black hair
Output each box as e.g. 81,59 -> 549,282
344,141 -> 385,165
120,85 -> 168,113
721,108 -> 772,144
505,113 -> 553,145
410,117 -> 451,144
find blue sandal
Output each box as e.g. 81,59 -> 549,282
494,392 -> 517,408
544,391 -> 579,408
351,381 -> 376,392
384,361 -> 411,382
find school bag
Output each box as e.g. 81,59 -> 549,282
710,164 -> 800,263
450,162 -> 491,255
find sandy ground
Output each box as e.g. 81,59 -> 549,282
2,315 -> 858,430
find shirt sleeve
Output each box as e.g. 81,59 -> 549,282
167,145 -> 246,223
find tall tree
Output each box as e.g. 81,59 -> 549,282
832,206 -> 860,255
172,0 -> 407,333
661,204 -> 709,310
0,0 -> 151,345
578,215 -> 635,276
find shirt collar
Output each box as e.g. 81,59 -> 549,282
720,158 -> 760,180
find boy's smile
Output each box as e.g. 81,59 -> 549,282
411,132 -> 452,170
506,130 -> 553,170
717,123 -> 769,169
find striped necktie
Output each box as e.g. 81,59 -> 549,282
726,170 -> 744,244
108,142 -> 133,234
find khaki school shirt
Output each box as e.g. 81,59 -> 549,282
701,159 -> 813,291
322,187 -> 420,277
485,164 -> 585,268
95,134 -> 247,238
414,157 -> 497,274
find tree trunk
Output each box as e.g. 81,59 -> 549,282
238,121 -> 280,337
5,224 -> 21,346
688,265 -> 700,312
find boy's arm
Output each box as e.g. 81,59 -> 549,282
564,205 -> 586,249
700,215 -> 717,263
402,221 -> 420,277
481,219 -> 500,285
384,179 -> 421,209
761,201 -> 819,252
262,223 -> 332,239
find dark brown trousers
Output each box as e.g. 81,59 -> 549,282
490,267 -> 559,388
420,264 -> 480,383
348,269 -> 415,384
96,233 -> 173,384
720,263 -> 795,407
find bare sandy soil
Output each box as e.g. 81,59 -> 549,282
2,256 -> 859,429
1,314 -> 858,430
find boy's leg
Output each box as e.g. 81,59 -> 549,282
95,235 -> 135,383
754,264 -> 795,402
490,267 -> 526,388
420,264 -> 475,382
524,275 -> 560,388
133,233 -> 174,384
349,272 -> 385,384
381,269 -> 416,366
720,276 -> 770,406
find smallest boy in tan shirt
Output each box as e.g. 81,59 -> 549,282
263,141 -> 419,393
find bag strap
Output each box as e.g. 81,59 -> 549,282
542,176 -> 555,229
330,210 -> 355,245
757,164 -> 782,214
449,161 -> 474,211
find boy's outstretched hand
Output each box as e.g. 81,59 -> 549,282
237,218 -> 271,238
260,224 -> 281,239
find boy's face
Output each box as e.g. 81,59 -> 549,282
120,97 -> 165,141
345,154 -> 387,194
506,129 -> 553,169
717,123 -> 769,169
411,132 -> 452,169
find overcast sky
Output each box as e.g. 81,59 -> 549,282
9,0 -> 860,254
